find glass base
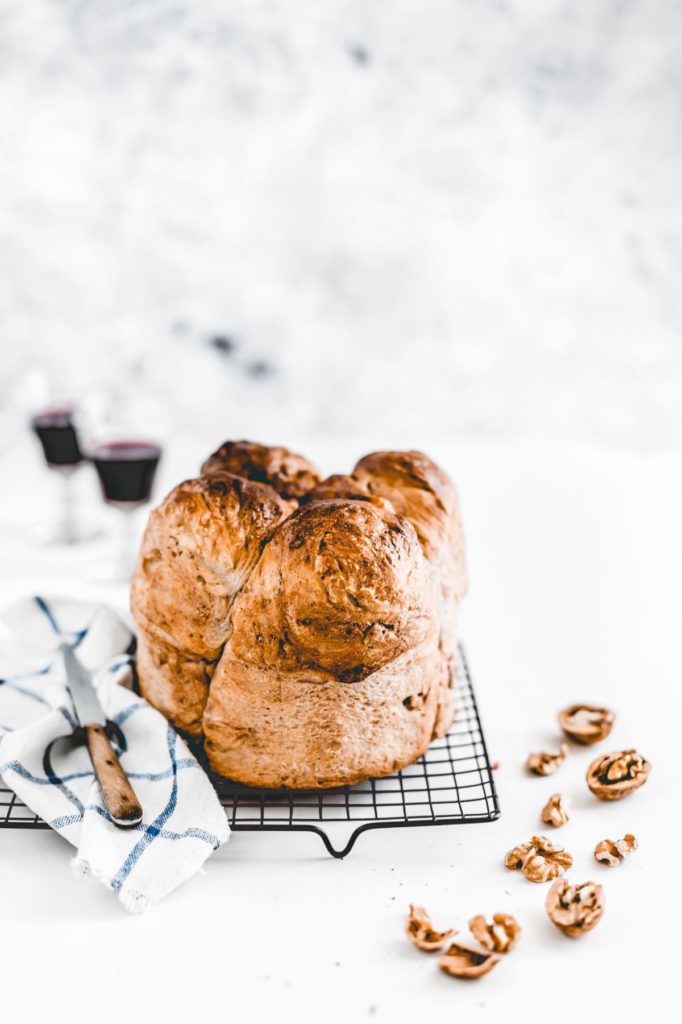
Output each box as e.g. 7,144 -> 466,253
34,522 -> 103,546
90,555 -> 136,585
90,506 -> 139,583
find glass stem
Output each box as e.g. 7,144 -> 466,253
117,507 -> 137,580
58,470 -> 77,544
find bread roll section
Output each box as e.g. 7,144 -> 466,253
201,439 -> 320,501
204,500 -> 445,786
131,472 -> 292,734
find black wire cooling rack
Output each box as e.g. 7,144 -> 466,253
0,644 -> 499,857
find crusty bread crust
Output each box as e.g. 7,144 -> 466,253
204,645 -> 447,788
131,442 -> 466,787
135,627 -> 215,736
201,439 -> 320,501
301,474 -> 393,510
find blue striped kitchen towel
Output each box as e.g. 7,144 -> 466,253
0,596 -> 229,912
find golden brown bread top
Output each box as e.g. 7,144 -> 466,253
353,450 -> 467,605
226,499 -> 438,684
201,439 -> 320,501
301,474 -> 394,510
131,472 -> 292,659
295,450 -> 467,603
353,450 -> 459,559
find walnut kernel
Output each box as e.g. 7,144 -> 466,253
405,904 -> 455,952
469,913 -> 521,953
558,704 -> 615,745
505,834 -> 573,883
594,834 -> 638,867
526,744 -> 568,776
541,793 -> 570,828
438,940 -> 501,979
587,749 -> 650,801
504,840 -> 534,871
545,878 -> 605,937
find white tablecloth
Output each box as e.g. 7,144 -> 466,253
0,434 -> 679,1023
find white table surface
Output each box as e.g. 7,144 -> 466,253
1,434 -> 680,1022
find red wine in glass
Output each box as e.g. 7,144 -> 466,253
90,440 -> 162,580
90,441 -> 162,507
30,404 -> 84,543
31,405 -> 83,468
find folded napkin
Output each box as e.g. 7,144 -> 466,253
0,596 -> 229,912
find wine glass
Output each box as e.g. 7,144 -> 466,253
89,438 -> 162,581
30,403 -> 86,544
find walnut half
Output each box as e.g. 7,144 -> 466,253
469,913 -> 521,953
545,878 -> 605,938
558,704 -> 615,745
526,744 -> 568,776
438,940 -> 501,979
587,749 -> 651,801
505,834 -> 573,883
594,834 -> 638,867
541,793 -> 570,828
405,904 -> 455,952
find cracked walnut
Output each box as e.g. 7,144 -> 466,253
505,834 -> 573,883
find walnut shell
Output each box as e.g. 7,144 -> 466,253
586,750 -> 650,801
545,878 -> 605,938
469,913 -> 521,953
526,744 -> 568,776
405,904 -> 455,952
438,940 -> 501,979
558,704 -> 615,745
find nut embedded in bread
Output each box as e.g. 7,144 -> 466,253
131,442 -> 467,787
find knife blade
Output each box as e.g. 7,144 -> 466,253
61,643 -> 143,828
61,642 -> 107,726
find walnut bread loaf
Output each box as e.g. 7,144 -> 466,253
131,440 -> 467,788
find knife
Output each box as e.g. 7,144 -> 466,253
61,642 -> 143,828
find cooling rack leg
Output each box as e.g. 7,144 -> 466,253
300,825 -> 357,858
317,830 -> 348,858
229,824 -> 364,858
317,824 -> 375,858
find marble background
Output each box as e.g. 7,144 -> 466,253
1,0 -> 681,452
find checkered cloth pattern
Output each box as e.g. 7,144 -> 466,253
0,596 -> 229,912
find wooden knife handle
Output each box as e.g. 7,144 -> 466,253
85,724 -> 143,828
